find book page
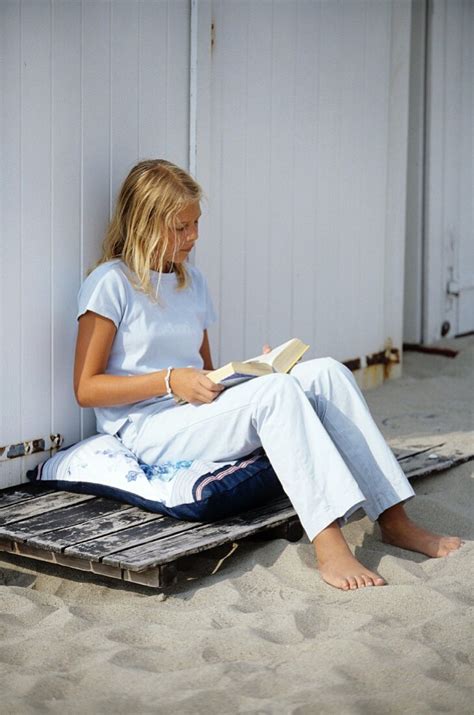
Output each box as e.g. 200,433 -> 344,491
244,339 -> 296,367
243,339 -> 309,373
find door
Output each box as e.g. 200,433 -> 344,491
424,0 -> 474,341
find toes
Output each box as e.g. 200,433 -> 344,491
348,577 -> 358,590
362,573 -> 385,587
442,537 -> 462,556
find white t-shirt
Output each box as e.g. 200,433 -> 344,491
77,259 -> 217,435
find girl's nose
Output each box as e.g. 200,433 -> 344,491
187,224 -> 198,242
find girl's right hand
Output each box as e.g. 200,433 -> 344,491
169,368 -> 224,405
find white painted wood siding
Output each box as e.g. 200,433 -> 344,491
404,0 -> 426,344
195,0 -> 411,368
424,0 -> 474,341
0,0 -> 190,487
0,0 -> 413,490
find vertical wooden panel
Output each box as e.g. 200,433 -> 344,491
20,0 -> 52,449
311,0 -> 344,358
0,0 -> 22,487
440,0 -> 462,335
165,0 -> 190,168
291,0 -> 319,354
110,1 -> 140,204
404,0 -> 427,344
81,0 -> 113,438
51,0 -> 82,446
243,0 -> 273,358
364,1 -> 392,352
138,1 -> 170,159
424,0 -> 445,343
267,1 -> 297,349
139,0 -> 190,163
458,0 -> 474,332
215,0 -> 248,363
383,0 -> 411,360
195,0 -> 221,359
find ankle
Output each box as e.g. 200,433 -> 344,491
378,503 -> 410,530
313,521 -> 352,564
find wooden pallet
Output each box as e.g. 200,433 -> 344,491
0,485 -> 302,588
0,443 -> 472,589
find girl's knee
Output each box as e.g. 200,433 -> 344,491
296,356 -> 349,379
319,357 -> 351,378
254,371 -> 303,400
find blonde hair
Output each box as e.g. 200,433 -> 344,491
97,159 -> 202,297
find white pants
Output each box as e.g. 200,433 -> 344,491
119,358 -> 415,542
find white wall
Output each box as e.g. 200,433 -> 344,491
404,0 -> 426,345
0,0 -> 412,488
424,0 -> 474,342
0,0 -> 190,487
195,0 -> 412,368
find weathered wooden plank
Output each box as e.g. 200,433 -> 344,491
402,451 -> 473,479
250,516 -> 304,543
392,444 -> 445,461
1,538 -> 164,586
0,498 -> 133,544
62,513 -> 204,561
123,564 -> 174,589
0,491 -> 95,526
0,484 -> 56,509
104,498 -> 296,571
29,508 -> 165,554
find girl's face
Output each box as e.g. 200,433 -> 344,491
163,202 -> 201,266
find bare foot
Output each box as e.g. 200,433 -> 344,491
379,504 -> 463,558
313,522 -> 385,591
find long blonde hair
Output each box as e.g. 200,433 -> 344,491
97,159 -> 202,297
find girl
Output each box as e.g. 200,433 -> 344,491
74,159 -> 462,591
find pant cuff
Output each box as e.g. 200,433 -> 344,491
364,481 -> 416,522
301,496 -> 367,543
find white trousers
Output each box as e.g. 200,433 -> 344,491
119,358 -> 415,542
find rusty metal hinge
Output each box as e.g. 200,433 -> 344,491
0,434 -> 64,462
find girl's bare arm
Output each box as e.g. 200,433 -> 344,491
74,311 -> 222,408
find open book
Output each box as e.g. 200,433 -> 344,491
207,338 -> 310,388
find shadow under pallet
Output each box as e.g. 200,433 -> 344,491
0,443 -> 472,590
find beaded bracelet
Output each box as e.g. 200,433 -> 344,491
164,366 -> 174,397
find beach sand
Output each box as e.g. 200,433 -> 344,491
1,338 -> 473,714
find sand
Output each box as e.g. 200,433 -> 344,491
1,338 -> 473,714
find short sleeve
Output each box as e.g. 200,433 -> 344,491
77,264 -> 127,328
200,272 -> 218,329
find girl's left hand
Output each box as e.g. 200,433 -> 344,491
262,344 -> 272,354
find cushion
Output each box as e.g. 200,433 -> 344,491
27,434 -> 284,522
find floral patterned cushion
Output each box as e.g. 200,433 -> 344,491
27,433 -> 283,522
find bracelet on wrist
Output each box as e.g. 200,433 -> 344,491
164,366 -> 174,396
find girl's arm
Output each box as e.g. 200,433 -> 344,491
74,311 -> 223,408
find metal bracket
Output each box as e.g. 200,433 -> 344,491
0,434 -> 64,462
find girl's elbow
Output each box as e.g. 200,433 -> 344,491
74,382 -> 93,408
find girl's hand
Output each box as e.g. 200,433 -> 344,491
262,344 -> 272,354
170,368 -> 224,404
